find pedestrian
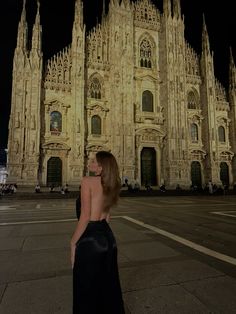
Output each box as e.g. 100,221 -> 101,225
64,183 -> 69,193
160,184 -> 166,192
35,184 -> 41,193
208,180 -> 213,194
145,181 -> 152,191
49,184 -> 54,193
175,184 -> 181,190
71,151 -> 125,314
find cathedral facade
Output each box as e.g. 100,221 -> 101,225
7,0 -> 236,188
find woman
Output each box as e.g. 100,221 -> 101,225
71,151 -> 125,314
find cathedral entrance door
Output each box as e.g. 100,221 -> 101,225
191,161 -> 202,188
47,157 -> 62,187
220,162 -> 229,186
141,148 -> 157,186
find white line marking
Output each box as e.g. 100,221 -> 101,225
122,215 -> 236,266
0,216 -> 123,226
0,206 -> 17,210
0,218 -> 77,226
211,211 -> 236,218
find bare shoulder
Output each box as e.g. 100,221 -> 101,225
81,176 -> 91,187
81,176 -> 100,186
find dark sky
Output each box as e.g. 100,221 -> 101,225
0,0 -> 235,149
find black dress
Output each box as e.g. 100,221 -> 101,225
73,219 -> 125,314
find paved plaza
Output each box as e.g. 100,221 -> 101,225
0,195 -> 236,313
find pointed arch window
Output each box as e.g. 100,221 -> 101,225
191,123 -> 198,142
50,111 -> 62,135
187,91 -> 197,109
90,77 -> 101,99
91,115 -> 101,135
140,39 -> 152,68
218,126 -> 226,142
142,90 -> 153,112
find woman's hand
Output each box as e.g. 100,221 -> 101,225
70,243 -> 76,269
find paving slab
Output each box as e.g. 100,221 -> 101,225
13,222 -> 76,237
159,259 -> 224,282
118,251 -> 132,264
0,226 -> 14,238
120,263 -> 175,292
182,275 -> 236,313
0,237 -> 24,251
111,220 -> 152,242
0,252 -> 18,284
123,285 -> 210,314
119,241 -> 180,261
0,249 -> 71,284
0,275 -> 72,314
22,234 -> 70,251
0,285 -> 6,302
15,249 -> 71,282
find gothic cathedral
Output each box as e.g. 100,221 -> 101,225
7,0 -> 236,188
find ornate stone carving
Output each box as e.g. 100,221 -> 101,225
190,149 -> 206,161
30,141 -> 35,154
15,112 -> 20,128
136,128 -> 165,144
87,23 -> 109,69
44,46 -> 72,92
31,115 -> 36,130
42,142 -> 70,151
14,140 -> 19,153
215,79 -> 228,102
219,150 -> 234,161
185,42 -> 200,76
134,0 -> 160,30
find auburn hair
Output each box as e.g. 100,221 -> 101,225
96,151 -> 121,210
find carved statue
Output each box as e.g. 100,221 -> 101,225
14,140 -> 19,153
31,115 -> 36,130
15,112 -> 20,128
31,141 -> 35,154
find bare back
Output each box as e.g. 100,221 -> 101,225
88,176 -> 109,221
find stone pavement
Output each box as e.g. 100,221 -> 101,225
1,215 -> 236,313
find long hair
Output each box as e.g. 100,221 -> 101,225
96,151 -> 121,210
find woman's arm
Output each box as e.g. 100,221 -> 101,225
70,177 -> 91,267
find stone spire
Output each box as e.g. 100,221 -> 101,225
102,0 -> 106,19
31,0 -> 42,53
173,0 -> 181,18
16,0 -> 28,51
73,0 -> 83,31
163,0 -> 172,17
229,47 -> 236,91
202,14 -> 210,55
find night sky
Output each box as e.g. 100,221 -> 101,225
0,0 -> 235,149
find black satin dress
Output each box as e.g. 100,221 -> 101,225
73,215 -> 125,313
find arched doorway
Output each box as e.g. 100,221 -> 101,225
191,161 -> 202,188
220,162 -> 229,186
47,157 -> 62,186
141,148 -> 157,186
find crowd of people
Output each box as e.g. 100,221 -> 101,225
1,180 -> 235,197
35,183 -> 70,194
121,177 -> 235,195
190,180 -> 231,195
0,183 -> 17,195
